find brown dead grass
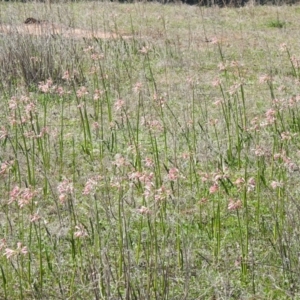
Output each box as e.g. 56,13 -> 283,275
0,22 -> 133,40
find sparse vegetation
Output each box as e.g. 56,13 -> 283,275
1,2 -> 300,299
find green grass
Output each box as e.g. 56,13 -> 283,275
1,1 -> 300,299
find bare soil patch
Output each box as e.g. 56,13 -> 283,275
0,20 -> 132,40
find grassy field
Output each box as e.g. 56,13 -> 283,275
1,1 -> 300,299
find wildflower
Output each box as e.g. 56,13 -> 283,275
56,86 -> 65,96
57,179 -> 73,204
0,239 -> 7,251
133,82 -> 143,93
259,74 -> 271,84
228,199 -> 242,211
211,37 -> 219,45
270,181 -> 283,189
4,248 -> 15,259
247,177 -> 256,192
4,242 -> 28,259
218,62 -> 226,71
212,77 -> 221,87
137,206 -> 152,215
30,213 -> 41,223
139,46 -> 149,54
144,157 -> 154,168
281,131 -> 292,141
62,70 -> 70,80
74,224 -> 88,238
153,93 -> 167,107
93,89 -> 103,101
82,176 -> 102,195
38,78 -> 53,93
209,183 -> 219,194
154,185 -> 171,202
112,154 -> 128,167
234,177 -> 245,187
254,146 -> 265,157
168,168 -> 179,181
279,43 -> 287,52
0,127 -> 8,140
114,99 -> 125,111
76,86 -> 88,98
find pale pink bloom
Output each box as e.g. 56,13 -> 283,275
137,206 -> 152,215
112,154 -> 128,167
24,131 -> 36,139
133,82 -> 143,93
274,153 -> 282,160
74,224 -> 88,238
36,127 -> 48,139
199,198 -> 208,204
9,97 -> 18,110
212,77 -> 221,87
279,43 -> 287,52
17,242 -> 28,255
143,119 -> 163,132
114,99 -> 125,111
213,99 -> 222,106
281,132 -> 292,141
59,194 -> 67,202
153,93 -> 167,107
199,172 -> 209,182
284,159 -> 299,172
265,108 -> 276,125
259,74 -> 271,84
76,86 -> 89,98
93,122 -> 100,130
144,157 -> 154,168
139,46 -> 149,54
154,185 -> 171,202
218,62 -> 226,71
230,60 -> 240,68
93,89 -> 103,101
247,177 -> 256,191
38,78 -> 53,93
211,37 -> 219,44
91,53 -> 104,60
0,127 -> 8,140
0,239 -> 7,251
209,183 -> 219,194
4,242 -> 28,259
56,86 -> 65,96
82,177 -> 102,195
228,199 -> 242,211
83,46 -> 94,52
4,248 -> 16,259
254,146 -> 265,157
57,179 -> 74,203
270,181 -> 283,189
249,117 -> 260,131
62,70 -> 70,80
0,161 -> 10,175
181,152 -> 190,160
229,82 -> 241,95
18,187 -> 36,208
168,168 -> 179,181
77,103 -> 84,109
30,213 -> 41,223
8,186 -> 21,204
234,177 -> 245,187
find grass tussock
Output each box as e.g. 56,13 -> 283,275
1,2 -> 300,299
